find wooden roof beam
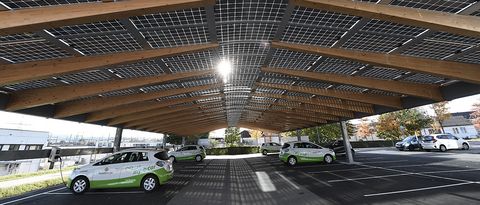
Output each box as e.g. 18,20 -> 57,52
140,114 -> 226,131
0,43 -> 218,86
271,41 -> 480,84
53,83 -> 222,118
252,92 -> 374,114
148,118 -> 226,133
295,0 -> 480,38
86,93 -> 222,122
262,67 -> 443,101
257,82 -> 402,108
108,96 -> 223,125
0,0 -> 214,35
6,70 -> 214,110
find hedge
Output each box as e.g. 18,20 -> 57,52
206,147 -> 259,155
350,140 -> 399,148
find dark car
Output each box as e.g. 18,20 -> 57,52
395,136 -> 422,151
327,140 -> 355,158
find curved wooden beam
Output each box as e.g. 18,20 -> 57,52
262,67 -> 443,101
257,82 -> 402,108
295,0 -> 480,38
0,43 -> 218,86
107,94 -> 223,125
86,93 -> 222,122
6,70 -> 214,110
0,0 -> 214,35
252,92 -> 374,114
53,83 -> 222,118
271,41 -> 480,84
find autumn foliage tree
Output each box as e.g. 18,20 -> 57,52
431,101 -> 451,133
471,101 -> 480,130
356,118 -> 374,140
376,109 -> 432,140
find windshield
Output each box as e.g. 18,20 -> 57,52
402,136 -> 413,142
421,136 -> 434,141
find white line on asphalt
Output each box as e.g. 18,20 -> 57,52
255,172 -> 277,192
325,171 -> 364,185
422,168 -> 480,174
0,187 -> 66,205
362,160 -> 408,164
328,173 -> 413,183
360,164 -> 474,183
364,182 -> 476,197
300,172 -> 332,187
308,164 -> 425,174
275,171 -> 300,190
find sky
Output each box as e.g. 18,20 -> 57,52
0,94 -> 479,137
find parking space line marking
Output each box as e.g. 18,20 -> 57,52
0,187 -> 66,205
275,172 -> 300,190
328,173 -> 413,183
300,172 -> 332,187
308,164 -> 425,174
255,171 -> 277,192
362,160 -> 408,164
364,182 -> 475,197
325,171 -> 364,185
360,164 -> 474,183
422,168 -> 480,174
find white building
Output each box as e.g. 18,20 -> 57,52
421,112 -> 479,139
0,128 -> 48,175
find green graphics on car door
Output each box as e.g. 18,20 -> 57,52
67,149 -> 173,194
279,141 -> 336,166
168,145 -> 206,162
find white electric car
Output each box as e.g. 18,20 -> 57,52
279,141 -> 336,166
67,149 -> 173,194
168,145 -> 206,162
421,134 -> 470,152
261,142 -> 282,155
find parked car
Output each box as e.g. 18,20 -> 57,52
261,142 -> 282,155
327,140 -> 355,157
168,145 -> 206,162
279,141 -> 336,166
68,149 -> 173,194
395,136 -> 422,151
420,134 -> 470,152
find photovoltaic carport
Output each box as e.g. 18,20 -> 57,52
0,0 -> 479,158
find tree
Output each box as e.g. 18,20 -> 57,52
282,123 -> 341,145
225,127 -> 240,146
249,130 -> 263,139
376,108 -> 432,141
356,118 -> 373,140
471,101 -> 480,130
431,101 -> 451,133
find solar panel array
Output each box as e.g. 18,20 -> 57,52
0,0 -> 479,134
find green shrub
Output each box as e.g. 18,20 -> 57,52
0,178 -> 64,199
206,146 -> 259,155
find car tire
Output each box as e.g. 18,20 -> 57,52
408,145 -> 415,151
324,154 -> 334,164
195,154 -> 203,162
425,149 -> 431,152
169,156 -> 176,163
439,145 -> 447,152
262,149 -> 268,155
141,174 -> 159,192
462,143 -> 470,150
287,156 -> 297,166
71,176 -> 89,194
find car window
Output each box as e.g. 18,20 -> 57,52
112,152 -> 131,164
188,146 -> 197,150
138,152 -> 149,161
305,143 -> 320,149
437,135 -> 449,139
261,143 -> 265,146
293,143 -> 304,148
282,143 -> 290,149
95,153 -> 120,166
177,147 -> 186,152
272,143 -> 280,146
422,136 -> 434,141
154,151 -> 169,160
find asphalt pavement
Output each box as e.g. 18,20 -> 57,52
1,145 -> 479,205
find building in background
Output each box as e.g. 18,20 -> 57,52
0,128 -> 48,175
421,112 -> 479,138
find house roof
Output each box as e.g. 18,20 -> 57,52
442,111 -> 475,127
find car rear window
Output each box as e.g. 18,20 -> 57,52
154,151 -> 169,160
422,136 -> 434,141
282,143 -> 290,149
